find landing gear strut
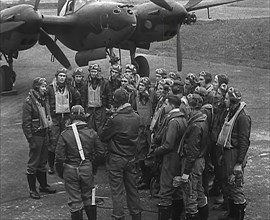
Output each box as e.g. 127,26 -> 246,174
0,53 -> 17,94
107,48 -> 150,78
130,47 -> 150,77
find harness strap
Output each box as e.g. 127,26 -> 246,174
71,123 -> 85,161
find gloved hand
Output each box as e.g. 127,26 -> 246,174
233,164 -> 242,175
233,163 -> 244,187
180,174 -> 189,183
147,147 -> 155,158
172,176 -> 181,188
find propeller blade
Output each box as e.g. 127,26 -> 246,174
185,0 -> 203,10
39,28 -> 71,69
0,21 -> 25,34
150,0 -> 173,11
34,0 -> 41,11
176,24 -> 182,72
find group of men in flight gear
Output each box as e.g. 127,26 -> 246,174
22,61 -> 251,220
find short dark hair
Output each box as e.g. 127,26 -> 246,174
166,95 -> 181,108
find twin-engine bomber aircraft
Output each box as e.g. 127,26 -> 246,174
0,0 -> 243,92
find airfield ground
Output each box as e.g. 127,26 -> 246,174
1,0 -> 269,219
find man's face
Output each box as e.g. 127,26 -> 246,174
184,79 -> 191,89
121,78 -> 129,87
125,70 -> 132,77
214,88 -> 223,103
199,76 -> 206,87
164,99 -> 173,113
156,84 -> 164,97
155,74 -> 162,82
213,75 -> 219,90
111,69 -> 120,79
74,75 -> 83,83
169,72 -> 176,80
39,83 -> 47,95
57,73 -> 67,84
224,93 -> 230,108
138,83 -> 146,93
90,70 -> 98,78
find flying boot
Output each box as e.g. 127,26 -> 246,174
218,199 -> 234,220
131,212 -> 141,220
48,151 -> 55,174
112,216 -> 125,220
185,212 -> 200,220
233,202 -> 246,220
84,205 -> 97,220
36,170 -> 56,194
27,173 -> 40,199
171,199 -> 184,220
209,179 -> 221,197
157,204 -> 172,220
71,209 -> 83,220
198,204 -> 209,220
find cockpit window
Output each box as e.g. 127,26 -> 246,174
74,0 -> 87,12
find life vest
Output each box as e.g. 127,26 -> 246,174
55,87 -> 70,114
136,93 -> 153,126
217,102 -> 246,149
87,84 -> 102,107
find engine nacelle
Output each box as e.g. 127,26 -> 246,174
75,48 -> 107,67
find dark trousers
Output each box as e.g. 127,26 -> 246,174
86,106 -> 106,134
158,152 -> 183,206
106,154 -> 142,219
49,114 -> 69,152
221,148 -> 245,204
27,135 -> 49,174
63,162 -> 94,212
182,158 -> 207,215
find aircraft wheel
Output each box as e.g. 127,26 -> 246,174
135,55 -> 150,77
0,65 -> 16,92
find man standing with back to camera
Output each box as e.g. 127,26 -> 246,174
55,105 -> 104,220
99,88 -> 142,220
150,95 -> 187,220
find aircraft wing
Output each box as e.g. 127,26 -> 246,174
41,15 -> 74,35
186,0 -> 244,12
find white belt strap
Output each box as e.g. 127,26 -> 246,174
71,123 -> 85,161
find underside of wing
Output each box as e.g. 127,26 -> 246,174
186,0 -> 244,12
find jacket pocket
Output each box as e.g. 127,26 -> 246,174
32,119 -> 41,132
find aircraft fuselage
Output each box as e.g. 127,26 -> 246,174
43,1 -> 137,52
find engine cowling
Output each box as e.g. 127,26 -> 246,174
75,48 -> 107,67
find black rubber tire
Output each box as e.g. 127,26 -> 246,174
0,65 -> 16,92
135,55 -> 150,77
